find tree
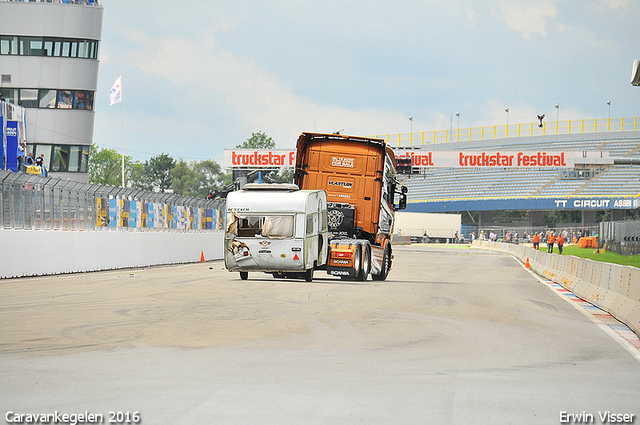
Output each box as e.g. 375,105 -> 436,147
90,145 -> 229,196
89,144 -> 141,187
236,131 -> 275,149
144,153 -> 175,192
170,159 -> 229,197
170,160 -> 196,196
128,162 -> 147,190
192,160 -> 228,197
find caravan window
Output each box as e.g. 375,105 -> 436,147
232,214 -> 295,238
306,214 -> 315,236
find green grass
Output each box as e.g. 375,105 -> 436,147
560,245 -> 640,269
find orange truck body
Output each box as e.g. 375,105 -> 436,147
295,132 -> 406,280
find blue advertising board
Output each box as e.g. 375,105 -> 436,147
109,199 -> 118,227
5,120 -> 19,172
147,202 -> 155,228
129,201 -> 137,228
407,196 -> 640,213
0,116 -> 4,170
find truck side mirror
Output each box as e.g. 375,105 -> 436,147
398,194 -> 407,210
394,186 -> 408,211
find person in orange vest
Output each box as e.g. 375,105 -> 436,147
547,231 -> 556,253
532,232 -> 540,250
557,233 -> 564,255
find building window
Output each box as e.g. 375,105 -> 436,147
89,40 -> 98,59
52,145 -> 70,172
2,88 -> 95,110
61,40 -> 71,57
0,88 -> 19,104
0,35 -> 18,55
20,37 -> 43,56
80,146 -> 90,172
77,40 -> 90,58
28,144 -> 90,173
38,89 -> 56,108
0,36 -> 99,59
57,90 -> 74,109
74,91 -> 93,110
19,89 -> 39,108
43,39 -> 52,56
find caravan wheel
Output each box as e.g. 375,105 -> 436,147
304,268 -> 314,282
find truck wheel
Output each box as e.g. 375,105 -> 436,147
356,245 -> 370,281
353,244 -> 361,276
305,268 -> 313,282
372,243 -> 391,281
240,271 -> 248,280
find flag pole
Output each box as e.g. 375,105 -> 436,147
109,74 -> 124,186
121,74 -> 125,187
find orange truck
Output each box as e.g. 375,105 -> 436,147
294,132 -> 407,280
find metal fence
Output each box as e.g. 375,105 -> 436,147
0,170 -> 225,231
459,225 -> 598,244
600,219 -> 640,243
372,116 -> 640,146
599,219 -> 640,256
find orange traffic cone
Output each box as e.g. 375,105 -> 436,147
525,257 -> 531,268
200,251 -> 205,262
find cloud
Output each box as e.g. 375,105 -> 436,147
121,30 -> 408,147
495,1 -> 558,40
594,0 -> 629,11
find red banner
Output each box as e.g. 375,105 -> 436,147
394,150 -> 611,168
224,149 -> 296,168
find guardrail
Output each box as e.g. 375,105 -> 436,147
0,170 -> 224,231
372,117 -> 640,146
471,240 -> 640,339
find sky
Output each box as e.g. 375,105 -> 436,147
93,0 -> 640,165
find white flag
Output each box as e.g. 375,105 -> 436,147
109,75 -> 122,106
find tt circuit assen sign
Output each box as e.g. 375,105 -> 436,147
407,197 -> 640,213
394,150 -> 610,168
224,149 -> 296,168
553,198 -> 639,209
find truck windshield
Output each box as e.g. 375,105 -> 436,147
230,214 -> 295,238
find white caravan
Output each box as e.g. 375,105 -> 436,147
225,184 -> 328,281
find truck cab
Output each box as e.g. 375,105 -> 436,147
294,132 -> 407,281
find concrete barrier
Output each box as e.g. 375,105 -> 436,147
471,240 -> 640,339
391,235 -> 412,245
0,229 -> 225,278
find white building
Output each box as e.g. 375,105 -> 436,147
0,0 -> 103,182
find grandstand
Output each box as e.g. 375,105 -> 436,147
392,129 -> 640,227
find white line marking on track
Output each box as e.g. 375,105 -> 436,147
513,254 -> 640,363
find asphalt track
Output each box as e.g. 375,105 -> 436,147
1,245 -> 639,424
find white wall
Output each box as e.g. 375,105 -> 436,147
0,230 -> 224,278
395,211 -> 461,238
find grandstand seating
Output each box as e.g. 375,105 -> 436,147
402,131 -> 640,204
